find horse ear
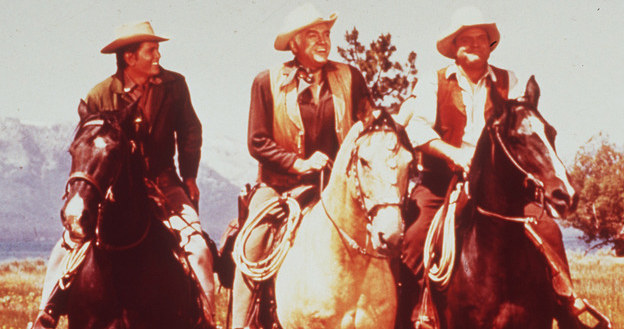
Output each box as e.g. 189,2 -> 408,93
77,99 -> 90,121
524,75 -> 540,108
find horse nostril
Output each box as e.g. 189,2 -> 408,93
570,193 -> 579,211
551,189 -> 571,208
378,232 -> 388,246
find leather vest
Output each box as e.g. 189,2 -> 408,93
421,65 -> 509,195
259,61 -> 354,187
269,61 -> 353,155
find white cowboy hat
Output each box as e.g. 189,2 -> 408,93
274,3 -> 337,51
436,6 -> 500,59
101,21 -> 168,54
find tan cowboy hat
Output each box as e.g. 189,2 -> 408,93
101,21 -> 169,54
274,3 -> 337,51
436,6 -> 500,59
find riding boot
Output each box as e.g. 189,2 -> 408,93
32,282 -> 69,329
413,285 -> 438,329
395,262 -> 419,329
232,266 -> 257,328
33,239 -> 69,329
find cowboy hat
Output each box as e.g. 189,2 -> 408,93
274,3 -> 337,51
436,6 -> 500,59
101,21 -> 168,54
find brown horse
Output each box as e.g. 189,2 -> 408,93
425,77 -> 610,329
60,101 -> 211,329
272,111 -> 414,329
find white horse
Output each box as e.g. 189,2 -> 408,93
274,112 -> 413,329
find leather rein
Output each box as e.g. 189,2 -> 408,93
475,108 -> 549,224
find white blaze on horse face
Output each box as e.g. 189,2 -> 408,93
367,134 -> 411,254
93,137 -> 107,149
522,115 -> 576,198
64,194 -> 86,234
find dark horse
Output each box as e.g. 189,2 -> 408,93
424,77 -> 611,329
60,101 -> 211,329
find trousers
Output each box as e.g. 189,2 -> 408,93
231,185 -> 282,328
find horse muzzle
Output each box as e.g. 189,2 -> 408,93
545,181 -> 577,219
61,194 -> 96,242
369,206 -> 404,256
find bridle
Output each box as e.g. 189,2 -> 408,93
64,119 -> 111,200
320,122 -> 412,258
348,128 -> 407,221
64,117 -> 150,251
475,104 -> 550,223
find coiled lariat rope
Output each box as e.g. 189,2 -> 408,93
423,180 -> 464,288
232,196 -> 303,282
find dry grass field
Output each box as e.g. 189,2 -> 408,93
1,251 -> 622,329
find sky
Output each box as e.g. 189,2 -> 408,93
1,0 -> 623,167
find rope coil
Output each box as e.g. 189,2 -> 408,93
232,196 -> 303,282
423,182 -> 464,288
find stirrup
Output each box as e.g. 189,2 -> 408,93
414,286 -> 439,329
571,298 -> 612,329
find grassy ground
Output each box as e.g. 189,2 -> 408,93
566,251 -> 624,328
1,251 -> 622,329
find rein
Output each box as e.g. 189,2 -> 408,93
320,166 -> 389,259
472,120 -> 549,222
493,123 -> 545,204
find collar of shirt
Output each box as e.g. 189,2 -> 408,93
445,63 -> 497,87
280,61 -> 324,88
122,72 -> 163,93
280,61 -> 327,104
445,63 -> 496,148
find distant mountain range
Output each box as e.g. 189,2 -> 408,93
0,117 -> 593,260
0,117 -> 255,258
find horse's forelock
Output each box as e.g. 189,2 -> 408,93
70,114 -> 126,158
361,110 -> 414,155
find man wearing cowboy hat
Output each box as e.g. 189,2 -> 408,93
33,21 -> 215,329
395,7 -> 606,329
230,3 -> 373,328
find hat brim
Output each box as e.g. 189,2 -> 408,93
101,34 -> 169,54
274,13 -> 337,51
436,23 -> 499,59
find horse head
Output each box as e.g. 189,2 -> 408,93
471,76 -> 576,219
61,100 -> 144,246
331,110 -> 414,256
